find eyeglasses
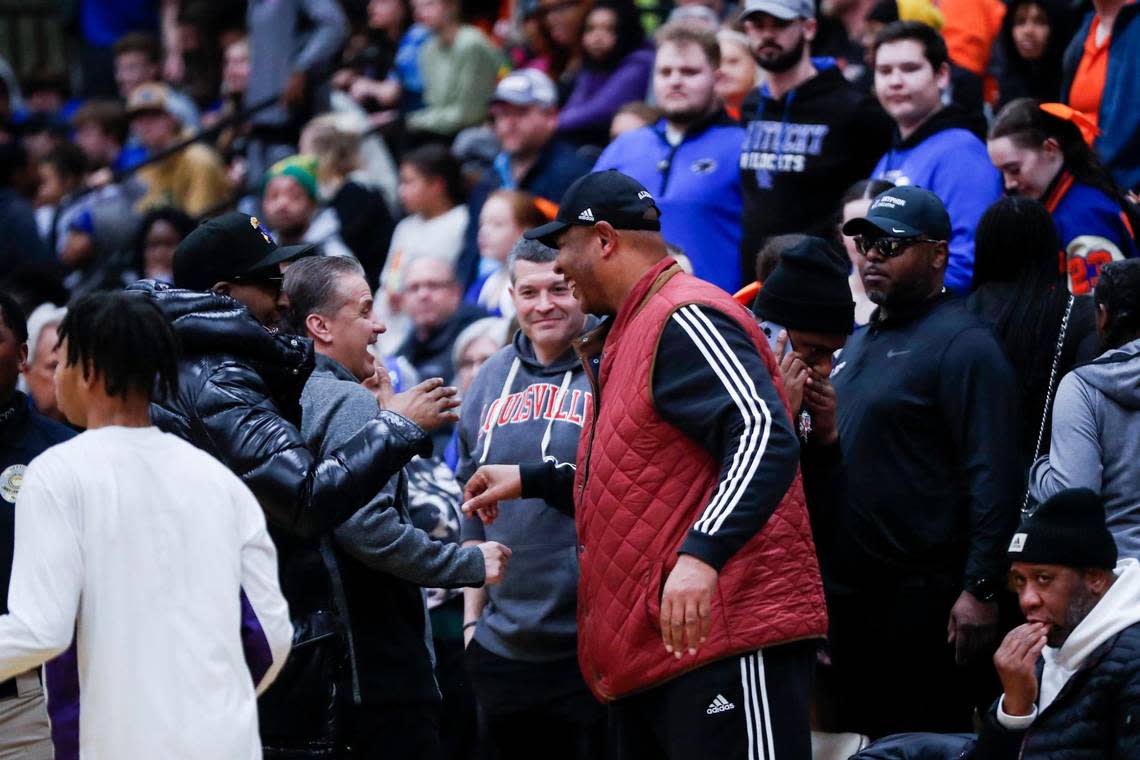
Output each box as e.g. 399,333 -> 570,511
854,236 -> 943,258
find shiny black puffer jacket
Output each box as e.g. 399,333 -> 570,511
974,623 -> 1140,760
129,280 -> 431,538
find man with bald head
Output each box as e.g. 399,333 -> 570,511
461,171 -> 826,759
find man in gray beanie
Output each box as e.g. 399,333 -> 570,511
975,488 -> 1140,759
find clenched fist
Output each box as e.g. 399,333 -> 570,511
478,542 -> 512,585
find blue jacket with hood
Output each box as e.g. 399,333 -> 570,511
872,105 -> 1002,293
594,110 -> 745,293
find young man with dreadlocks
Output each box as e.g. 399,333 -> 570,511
0,291 -> 293,758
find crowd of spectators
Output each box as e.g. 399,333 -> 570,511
1,0 -> 1140,757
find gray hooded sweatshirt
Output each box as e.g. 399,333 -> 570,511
457,322 -> 594,662
1030,337 -> 1140,557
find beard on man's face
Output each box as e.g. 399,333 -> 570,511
754,33 -> 806,74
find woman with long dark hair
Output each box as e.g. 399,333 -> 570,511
967,196 -> 1098,468
995,0 -> 1073,107
1029,259 -> 1140,556
988,98 -> 1140,295
556,0 -> 653,148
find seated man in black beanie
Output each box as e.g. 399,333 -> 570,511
750,236 -> 853,595
977,488 -> 1140,759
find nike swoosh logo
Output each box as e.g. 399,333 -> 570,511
891,227 -> 907,234
887,349 -> 911,358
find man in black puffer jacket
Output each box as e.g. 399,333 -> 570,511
128,212 -> 459,757
975,488 -> 1140,760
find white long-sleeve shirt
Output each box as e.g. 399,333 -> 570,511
0,426 -> 292,759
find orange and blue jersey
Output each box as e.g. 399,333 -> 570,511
1044,171 -> 1139,295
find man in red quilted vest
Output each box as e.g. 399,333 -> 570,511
462,170 -> 828,759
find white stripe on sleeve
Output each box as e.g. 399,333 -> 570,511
670,305 -> 773,535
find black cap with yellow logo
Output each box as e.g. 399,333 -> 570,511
173,212 -> 316,291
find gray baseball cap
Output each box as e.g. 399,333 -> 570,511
741,0 -> 815,20
490,69 -> 558,109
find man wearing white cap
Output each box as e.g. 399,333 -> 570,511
457,69 -> 594,288
737,0 -> 892,281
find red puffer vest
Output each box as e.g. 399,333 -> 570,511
572,258 -> 827,702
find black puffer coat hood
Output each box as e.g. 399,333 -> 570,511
128,280 -> 430,540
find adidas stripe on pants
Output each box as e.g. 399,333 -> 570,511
608,639 -> 815,760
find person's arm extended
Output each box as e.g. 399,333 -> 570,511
319,385 -> 486,588
234,485 -> 293,695
0,456 -> 81,680
200,365 -> 431,539
654,304 -> 800,571
333,482 -> 486,588
1028,372 -> 1102,502
294,0 -> 349,73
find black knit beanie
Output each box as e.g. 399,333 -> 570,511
1008,488 -> 1118,569
753,237 -> 855,335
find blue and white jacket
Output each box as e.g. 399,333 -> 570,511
873,106 -> 1002,293
594,110 -> 746,293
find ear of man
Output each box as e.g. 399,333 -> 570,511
305,312 -> 333,345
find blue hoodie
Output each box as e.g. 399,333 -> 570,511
456,323 -> 595,662
873,106 -> 1002,293
595,111 -> 745,293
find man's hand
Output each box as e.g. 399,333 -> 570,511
461,465 -> 522,525
386,378 -> 460,432
660,554 -> 718,658
948,590 -> 999,666
478,541 -> 512,585
282,71 -> 308,109
362,359 -> 395,408
803,372 -> 839,445
776,331 -> 808,413
993,623 -> 1047,716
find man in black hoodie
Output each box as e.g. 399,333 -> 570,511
738,0 -> 893,282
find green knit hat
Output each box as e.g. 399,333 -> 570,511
265,154 -> 319,201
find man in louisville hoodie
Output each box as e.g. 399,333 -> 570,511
870,20 -> 1002,292
738,0 -> 894,283
975,488 -> 1140,759
456,238 -> 607,760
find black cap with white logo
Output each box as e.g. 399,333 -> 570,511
841,185 -> 952,241
524,170 -> 661,247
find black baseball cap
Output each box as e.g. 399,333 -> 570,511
841,185 -> 952,241
524,170 -> 661,247
173,212 -> 316,291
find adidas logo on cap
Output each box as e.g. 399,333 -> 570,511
578,208 -> 595,222
706,694 -> 735,714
